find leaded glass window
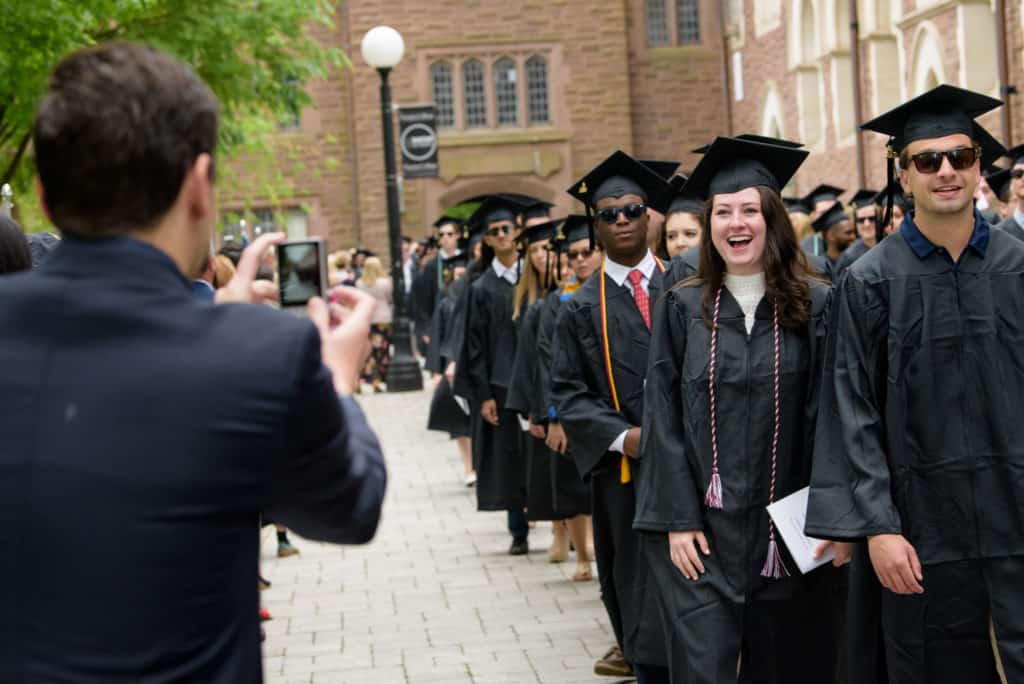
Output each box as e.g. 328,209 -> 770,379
526,56 -> 549,124
493,58 -> 518,126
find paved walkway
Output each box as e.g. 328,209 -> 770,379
260,384 -> 623,684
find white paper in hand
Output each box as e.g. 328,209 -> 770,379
766,487 -> 834,574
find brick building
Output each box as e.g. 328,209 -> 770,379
220,0 -> 1023,254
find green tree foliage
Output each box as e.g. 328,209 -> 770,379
0,0 -> 345,223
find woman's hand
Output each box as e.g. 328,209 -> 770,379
545,423 -> 568,455
669,530 -> 710,581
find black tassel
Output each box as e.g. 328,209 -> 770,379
880,141 -> 896,245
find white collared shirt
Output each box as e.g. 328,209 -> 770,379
1014,206 -> 1024,229
604,250 -> 657,295
602,250 -> 657,455
492,257 -> 522,285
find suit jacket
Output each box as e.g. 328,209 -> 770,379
0,235 -> 386,683
996,214 -> 1024,242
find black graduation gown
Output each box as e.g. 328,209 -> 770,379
551,269 -> 668,669
996,214 -> 1024,242
801,232 -> 825,257
455,267 -> 525,512
536,289 -> 590,518
507,300 -> 559,521
833,238 -> 870,280
410,255 -> 442,353
806,221 -> 1024,684
635,280 -> 843,684
426,281 -> 470,439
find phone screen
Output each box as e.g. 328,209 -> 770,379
278,241 -> 323,307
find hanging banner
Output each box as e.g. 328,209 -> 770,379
398,105 -> 439,179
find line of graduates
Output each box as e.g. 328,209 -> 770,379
413,83 -> 1023,684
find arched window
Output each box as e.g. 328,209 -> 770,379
526,56 -> 550,125
430,62 -> 455,129
676,0 -> 700,44
493,58 -> 519,126
462,60 -> 487,128
647,0 -> 670,46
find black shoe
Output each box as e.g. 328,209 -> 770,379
509,539 -> 529,556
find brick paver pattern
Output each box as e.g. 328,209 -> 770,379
259,386 -> 619,684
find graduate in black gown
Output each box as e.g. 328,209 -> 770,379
799,184 -> 844,257
806,84 -> 1024,684
833,189 -> 880,279
551,151 -> 672,683
536,216 -> 601,582
411,216 -> 464,355
809,201 -> 856,270
454,196 -> 530,555
425,251 -> 475,485
635,136 -> 846,684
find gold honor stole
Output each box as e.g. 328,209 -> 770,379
599,256 -> 665,484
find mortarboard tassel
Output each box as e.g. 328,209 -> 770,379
705,286 -> 724,510
879,141 -> 896,244
762,527 -> 787,579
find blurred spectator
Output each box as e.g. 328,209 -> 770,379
0,216 -> 31,274
356,256 -> 393,392
331,250 -> 356,286
213,254 -> 236,288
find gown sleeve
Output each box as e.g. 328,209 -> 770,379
424,291 -> 447,375
633,290 -> 705,532
550,301 -> 632,479
805,271 -> 902,541
506,304 -> 540,416
461,280 -> 494,405
535,295 -> 558,424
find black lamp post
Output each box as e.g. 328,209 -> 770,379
361,26 -> 423,392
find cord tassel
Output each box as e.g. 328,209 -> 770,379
761,531 -> 788,579
704,470 -> 723,509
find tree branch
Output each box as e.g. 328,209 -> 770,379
1,133 -> 31,187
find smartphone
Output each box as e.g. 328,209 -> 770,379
277,238 -> 328,311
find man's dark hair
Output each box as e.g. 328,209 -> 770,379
33,42 -> 220,237
0,216 -> 32,275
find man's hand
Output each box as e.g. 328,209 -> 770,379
868,534 -> 924,595
481,399 -> 499,426
546,423 -> 568,455
623,427 -> 642,458
444,361 -> 456,387
308,286 -> 375,396
528,420 -> 546,440
669,530 -> 710,581
215,232 -> 285,304
814,540 -> 854,567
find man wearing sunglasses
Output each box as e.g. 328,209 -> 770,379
833,189 -> 880,279
552,151 -> 671,683
807,84 -> 1024,683
410,216 -> 464,355
994,145 -> 1024,242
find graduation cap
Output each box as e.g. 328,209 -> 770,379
680,136 -> 809,200
985,167 -> 1013,202
973,123 -> 1008,171
691,134 -> 804,155
433,215 -> 462,230
639,159 -> 681,180
783,196 -> 812,215
568,150 -> 674,248
848,189 -> 880,210
519,217 -> 565,246
811,201 -> 851,234
467,195 -> 522,229
1003,144 -> 1024,166
861,84 -> 1003,154
803,184 -> 845,207
665,174 -> 705,216
522,200 -> 555,222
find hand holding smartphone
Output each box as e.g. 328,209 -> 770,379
277,238 -> 328,312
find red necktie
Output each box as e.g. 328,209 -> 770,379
627,270 -> 651,330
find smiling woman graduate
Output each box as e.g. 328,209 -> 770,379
634,136 -> 846,684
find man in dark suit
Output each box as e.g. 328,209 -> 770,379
0,43 -> 386,683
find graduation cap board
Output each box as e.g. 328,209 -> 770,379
680,136 -> 809,201
522,201 -> 555,221
467,195 -> 522,229
973,123 -> 1008,171
803,184 -> 845,207
519,217 -> 565,247
639,159 -> 682,180
783,197 -> 812,215
985,167 -> 1013,202
1003,144 -> 1024,166
691,134 -> 804,155
811,201 -> 851,234
433,215 -> 462,230
848,190 -> 880,210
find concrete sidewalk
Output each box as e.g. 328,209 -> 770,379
259,385 -> 623,684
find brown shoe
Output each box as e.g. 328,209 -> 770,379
594,645 -> 633,677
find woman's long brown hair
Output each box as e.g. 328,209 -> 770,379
695,185 -> 814,330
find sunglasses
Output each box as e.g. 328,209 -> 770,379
438,230 -> 458,238
902,146 -> 981,174
485,224 -> 513,237
857,216 -> 877,225
1011,168 -> 1024,179
595,202 -> 647,224
566,248 -> 595,261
